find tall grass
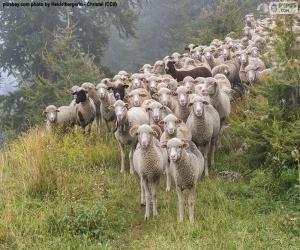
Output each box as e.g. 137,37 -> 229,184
1,118 -> 299,249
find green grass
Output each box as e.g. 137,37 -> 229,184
0,120 -> 299,249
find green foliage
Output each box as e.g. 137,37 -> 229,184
218,15 -> 300,190
0,23 -> 103,134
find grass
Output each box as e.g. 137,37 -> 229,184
0,106 -> 300,249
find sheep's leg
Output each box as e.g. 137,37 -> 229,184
209,137 -> 217,167
176,186 -> 184,223
165,165 -> 171,192
129,145 -> 135,175
95,113 -> 101,134
117,140 -> 125,173
201,143 -> 210,177
188,186 -> 196,224
140,177 -> 146,206
143,178 -> 151,220
151,180 -> 158,217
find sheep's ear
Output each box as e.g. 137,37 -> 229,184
152,93 -> 158,99
140,93 -> 147,97
56,109 -> 60,112
150,125 -> 162,139
129,125 -> 139,137
107,86 -> 113,91
160,106 -> 166,110
146,107 -> 151,112
203,101 -> 209,105
175,119 -> 182,124
172,92 -> 177,96
187,90 -> 192,94
188,102 -> 194,107
160,141 -> 167,148
158,120 -> 165,126
123,84 -> 129,89
124,103 -> 129,108
182,140 -> 189,148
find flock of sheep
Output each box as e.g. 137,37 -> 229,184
44,13 -> 300,223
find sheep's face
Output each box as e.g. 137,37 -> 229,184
131,78 -> 143,89
148,80 -> 157,92
161,115 -> 181,135
158,89 -> 172,107
246,69 -> 256,83
204,50 -> 212,60
108,84 -> 128,101
97,87 -> 107,99
114,103 -> 128,122
222,47 -> 231,60
75,89 -> 88,104
148,104 -> 166,123
45,106 -> 58,123
129,92 -> 147,107
240,52 -> 248,65
184,81 -> 195,92
201,79 -> 217,97
176,87 -> 191,107
190,100 -> 208,117
70,85 -> 79,99
153,61 -> 165,74
251,49 -> 259,57
162,138 -> 188,162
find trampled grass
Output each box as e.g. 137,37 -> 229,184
0,123 -> 299,249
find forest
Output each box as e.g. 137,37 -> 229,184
0,0 -> 300,249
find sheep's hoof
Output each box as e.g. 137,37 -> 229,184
140,203 -> 146,207
144,215 -> 150,220
165,187 -> 171,192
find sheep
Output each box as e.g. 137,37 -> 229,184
183,76 -> 196,93
44,104 -> 77,133
81,82 -> 102,133
244,65 -> 272,84
113,100 -> 149,174
202,47 -> 223,69
140,64 -> 153,74
186,96 -> 220,176
129,74 -> 147,91
152,60 -> 166,74
156,87 -> 177,112
159,114 -> 192,143
96,83 -> 116,130
173,86 -> 192,122
69,85 -> 79,106
161,138 -> 204,223
201,78 -> 231,126
107,79 -> 129,101
126,88 -> 151,107
214,74 -> 232,99
166,60 -> 212,82
74,87 -> 96,132
130,124 -> 168,219
145,100 -> 173,128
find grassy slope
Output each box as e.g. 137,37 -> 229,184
0,98 -> 300,249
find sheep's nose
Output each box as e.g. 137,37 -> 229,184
153,115 -> 160,122
170,153 -> 177,161
168,128 -> 175,135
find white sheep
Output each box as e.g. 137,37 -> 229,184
161,138 -> 204,223
130,124 -> 168,219
186,95 -> 220,176
173,86 -> 192,122
113,100 -> 149,174
44,104 -> 77,133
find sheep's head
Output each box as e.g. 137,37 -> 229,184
81,82 -> 95,93
222,46 -> 231,61
127,89 -> 148,107
114,100 -> 128,122
157,82 -> 168,91
160,114 -> 181,135
175,86 -> 191,107
157,87 -> 172,107
96,83 -> 108,99
183,76 -> 195,92
245,65 -> 259,83
130,124 -> 161,148
44,105 -> 59,123
189,96 -> 210,117
161,138 -> 189,162
140,64 -> 153,74
75,87 -> 88,104
70,85 -> 79,99
153,60 -> 166,74
147,76 -> 158,92
165,60 -> 176,73
239,51 -> 248,65
250,47 -> 260,57
201,78 -> 218,97
108,80 -> 129,101
146,101 -> 166,123
203,48 -> 213,60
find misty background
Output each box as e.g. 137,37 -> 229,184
0,0 -> 266,135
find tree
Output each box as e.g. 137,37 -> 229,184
0,0 -> 142,81
0,21 -> 103,134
